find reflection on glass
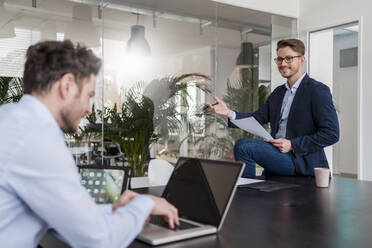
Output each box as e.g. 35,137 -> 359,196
0,0 -> 15,38
65,4 -> 100,48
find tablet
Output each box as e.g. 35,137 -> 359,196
78,165 -> 131,204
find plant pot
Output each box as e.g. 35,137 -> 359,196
130,176 -> 151,189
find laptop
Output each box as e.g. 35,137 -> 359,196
77,164 -> 131,204
137,157 -> 245,245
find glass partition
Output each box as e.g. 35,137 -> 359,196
0,0 -> 105,167
0,0 -> 297,177
209,3 -> 273,161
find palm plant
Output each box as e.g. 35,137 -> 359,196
78,73 -> 211,177
106,83 -> 157,177
143,73 -> 211,155
0,77 -> 23,104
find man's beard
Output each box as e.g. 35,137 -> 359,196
61,106 -> 80,133
279,65 -> 299,79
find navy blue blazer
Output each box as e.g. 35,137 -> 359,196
229,74 -> 339,176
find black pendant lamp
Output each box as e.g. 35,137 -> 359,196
126,14 -> 151,57
236,42 -> 258,68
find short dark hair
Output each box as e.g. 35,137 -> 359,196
23,40 -> 101,94
276,39 -> 305,56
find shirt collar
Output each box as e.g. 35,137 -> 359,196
19,94 -> 62,134
285,73 -> 306,93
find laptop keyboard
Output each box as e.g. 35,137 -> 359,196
149,216 -> 199,231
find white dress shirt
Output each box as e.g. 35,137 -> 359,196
275,73 -> 306,138
0,94 -> 154,248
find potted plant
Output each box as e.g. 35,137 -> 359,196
77,73 -> 211,181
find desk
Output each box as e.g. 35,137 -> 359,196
130,176 -> 372,248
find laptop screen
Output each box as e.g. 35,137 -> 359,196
162,157 -> 243,227
78,165 -> 130,204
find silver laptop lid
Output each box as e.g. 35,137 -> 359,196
162,157 -> 245,230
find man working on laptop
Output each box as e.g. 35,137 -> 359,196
0,40 -> 179,248
205,39 -> 339,178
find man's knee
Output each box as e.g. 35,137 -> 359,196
234,138 -> 255,156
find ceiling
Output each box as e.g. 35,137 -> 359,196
111,0 -> 273,35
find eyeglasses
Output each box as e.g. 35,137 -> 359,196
274,55 -> 302,64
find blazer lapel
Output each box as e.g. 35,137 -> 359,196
271,85 -> 287,135
286,74 -> 309,132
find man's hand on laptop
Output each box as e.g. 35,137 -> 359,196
147,195 -> 180,229
112,190 -> 139,211
112,191 -> 179,229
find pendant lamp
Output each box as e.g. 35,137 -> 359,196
236,42 -> 255,68
126,14 -> 151,57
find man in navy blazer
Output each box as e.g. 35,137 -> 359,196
205,39 -> 339,178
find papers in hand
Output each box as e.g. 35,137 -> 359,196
231,117 -> 273,141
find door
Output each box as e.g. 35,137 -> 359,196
308,22 -> 359,178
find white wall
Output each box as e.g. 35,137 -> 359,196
308,30 -> 334,173
309,31 -> 334,90
333,32 -> 358,175
298,0 -> 369,180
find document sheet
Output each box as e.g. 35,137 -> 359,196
237,177 -> 264,185
231,117 -> 273,141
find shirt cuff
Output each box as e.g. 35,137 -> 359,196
117,195 -> 154,217
230,111 -> 236,120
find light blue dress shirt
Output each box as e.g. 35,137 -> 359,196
275,73 -> 306,139
0,95 -> 154,248
230,73 -> 306,139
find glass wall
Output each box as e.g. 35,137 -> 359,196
0,0 -> 297,177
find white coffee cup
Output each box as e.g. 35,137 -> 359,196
314,168 -> 330,187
